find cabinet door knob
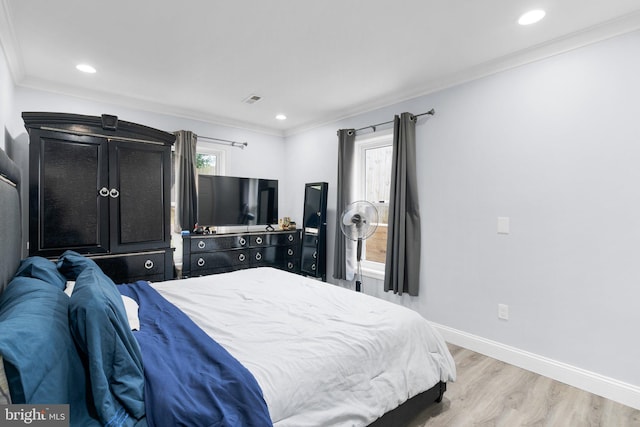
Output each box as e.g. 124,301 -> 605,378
99,187 -> 109,197
239,237 -> 247,246
287,248 -> 294,256
238,253 -> 246,262
197,258 -> 205,267
109,188 -> 120,198
197,240 -> 206,249
313,251 -> 317,259
255,252 -> 262,261
311,263 -> 316,270
256,236 -> 263,245
288,234 -> 294,242
287,262 -> 294,269
144,260 -> 154,270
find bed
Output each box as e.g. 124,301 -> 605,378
0,144 -> 456,426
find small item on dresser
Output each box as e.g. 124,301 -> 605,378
288,221 -> 296,230
279,217 -> 291,230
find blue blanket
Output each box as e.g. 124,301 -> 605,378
118,281 -> 272,427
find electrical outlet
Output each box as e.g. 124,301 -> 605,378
498,304 -> 509,320
497,217 -> 510,234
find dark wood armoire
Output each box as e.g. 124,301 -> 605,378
23,112 -> 175,283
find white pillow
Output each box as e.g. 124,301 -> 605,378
64,280 -> 75,296
65,281 -> 140,331
121,296 -> 140,331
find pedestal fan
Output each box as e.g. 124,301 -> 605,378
340,201 -> 379,292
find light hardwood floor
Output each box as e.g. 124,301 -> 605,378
409,344 -> 640,427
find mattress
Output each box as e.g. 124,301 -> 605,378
150,267 -> 456,426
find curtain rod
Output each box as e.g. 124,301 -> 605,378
197,134 -> 248,149
354,109 -> 435,133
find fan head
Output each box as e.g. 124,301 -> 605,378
340,201 -> 379,241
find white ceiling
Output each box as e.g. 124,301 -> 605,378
2,1 -> 640,136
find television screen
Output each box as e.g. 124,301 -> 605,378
197,175 -> 278,226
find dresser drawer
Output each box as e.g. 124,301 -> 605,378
190,249 -> 249,274
251,231 -> 298,247
190,235 -> 248,252
94,251 -> 169,284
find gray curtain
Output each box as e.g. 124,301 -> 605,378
174,130 -> 198,233
384,113 -> 421,296
333,129 -> 356,281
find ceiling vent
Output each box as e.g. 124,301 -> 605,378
243,94 -> 262,104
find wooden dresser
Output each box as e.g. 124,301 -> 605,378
181,230 -> 300,278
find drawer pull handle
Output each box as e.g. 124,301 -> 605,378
197,258 -> 205,267
256,237 -> 263,245
144,260 -> 154,270
311,263 -> 316,271
109,188 -> 120,198
239,237 -> 247,246
197,240 -> 206,249
288,234 -> 294,242
287,262 -> 294,269
255,252 -> 262,261
99,187 -> 109,197
313,251 -> 317,259
287,248 -> 294,256
239,253 -> 246,262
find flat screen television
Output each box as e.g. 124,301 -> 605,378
197,175 -> 278,227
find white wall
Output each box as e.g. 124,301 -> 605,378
284,30 -> 640,404
0,39 -> 15,150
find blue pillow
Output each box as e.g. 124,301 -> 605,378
57,250 -> 101,280
69,267 -> 146,427
14,256 -> 67,290
0,276 -> 99,426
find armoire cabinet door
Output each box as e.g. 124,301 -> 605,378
109,141 -> 171,253
29,130 -> 109,256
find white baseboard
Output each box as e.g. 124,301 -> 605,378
431,322 -> 640,411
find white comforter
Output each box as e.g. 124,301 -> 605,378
151,268 -> 456,427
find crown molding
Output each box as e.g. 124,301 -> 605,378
16,76 -> 287,137
284,10 -> 640,137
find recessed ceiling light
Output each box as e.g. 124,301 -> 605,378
76,64 -> 96,73
518,9 -> 546,25
275,114 -> 287,121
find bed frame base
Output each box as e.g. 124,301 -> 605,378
368,381 -> 446,427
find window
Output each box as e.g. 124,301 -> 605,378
171,145 -> 226,229
171,144 -> 226,267
355,129 -> 393,278
196,144 -> 226,176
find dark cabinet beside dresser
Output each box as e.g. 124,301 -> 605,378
24,112 -> 175,283
300,182 -> 328,281
182,230 -> 300,278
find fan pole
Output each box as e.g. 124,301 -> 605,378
356,238 -> 362,292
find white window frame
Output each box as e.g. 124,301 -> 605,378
354,128 -> 393,280
196,143 -> 227,176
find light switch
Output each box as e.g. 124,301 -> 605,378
497,217 -> 510,234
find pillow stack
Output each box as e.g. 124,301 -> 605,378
0,251 -> 147,427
